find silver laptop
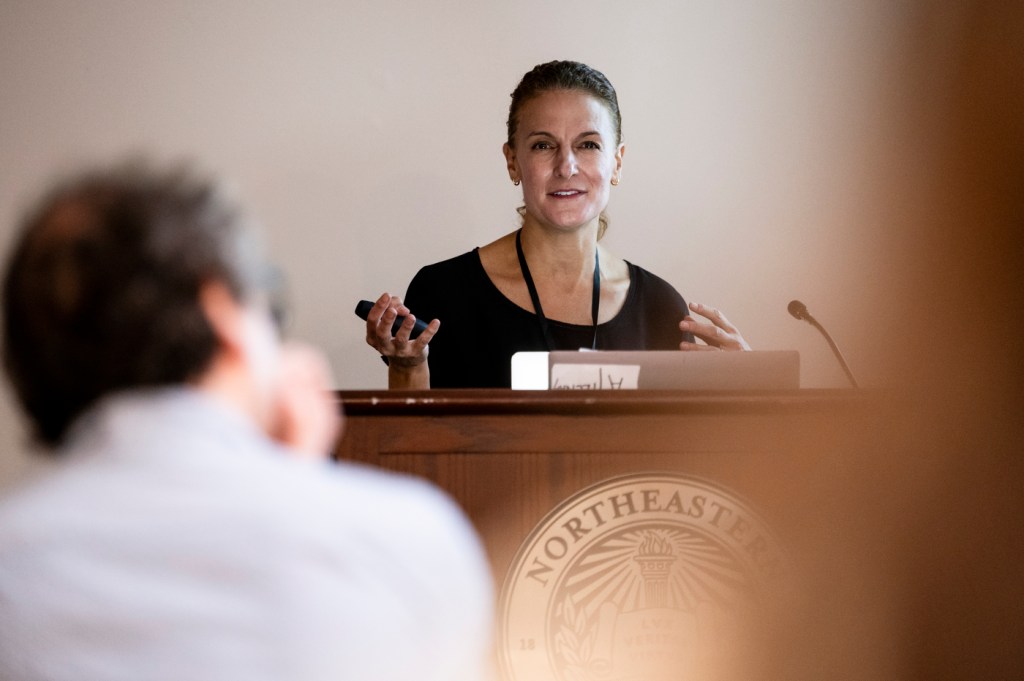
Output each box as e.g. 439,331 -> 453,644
511,350 -> 800,390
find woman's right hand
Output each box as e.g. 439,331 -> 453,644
364,292 -> 440,388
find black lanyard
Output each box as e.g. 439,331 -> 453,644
515,228 -> 600,351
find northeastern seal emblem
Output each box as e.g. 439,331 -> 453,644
498,474 -> 785,681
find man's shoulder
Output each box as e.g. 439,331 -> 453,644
302,460 -> 455,515
299,461 -> 477,543
245,455 -> 481,560
0,450 -> 486,588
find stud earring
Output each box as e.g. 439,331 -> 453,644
513,179 -> 521,186
611,177 -> 620,186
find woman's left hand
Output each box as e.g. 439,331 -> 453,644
679,301 -> 751,351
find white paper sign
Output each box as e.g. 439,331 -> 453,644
550,363 -> 641,390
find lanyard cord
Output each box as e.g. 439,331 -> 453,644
515,228 -> 600,351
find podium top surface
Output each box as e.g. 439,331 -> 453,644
335,389 -> 870,417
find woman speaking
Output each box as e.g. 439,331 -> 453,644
365,60 -> 749,389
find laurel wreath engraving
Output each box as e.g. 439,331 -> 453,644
555,594 -> 606,681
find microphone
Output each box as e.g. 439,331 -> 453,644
788,300 -> 859,388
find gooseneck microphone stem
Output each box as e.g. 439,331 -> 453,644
788,300 -> 860,389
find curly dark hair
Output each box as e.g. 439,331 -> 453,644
1,161 -> 268,447
506,60 -> 623,148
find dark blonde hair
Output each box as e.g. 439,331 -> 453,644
506,60 -> 623,148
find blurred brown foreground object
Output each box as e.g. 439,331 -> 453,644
757,2 -> 1024,680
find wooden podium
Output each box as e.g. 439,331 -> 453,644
333,389 -> 869,584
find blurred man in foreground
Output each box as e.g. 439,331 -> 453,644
0,162 -> 493,681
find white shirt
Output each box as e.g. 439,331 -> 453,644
0,388 -> 493,681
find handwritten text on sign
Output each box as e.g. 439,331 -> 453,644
550,363 -> 641,390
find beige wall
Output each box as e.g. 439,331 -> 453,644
0,1 -> 919,487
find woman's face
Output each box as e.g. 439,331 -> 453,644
504,90 -> 624,234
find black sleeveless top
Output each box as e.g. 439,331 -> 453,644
404,249 -> 694,388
